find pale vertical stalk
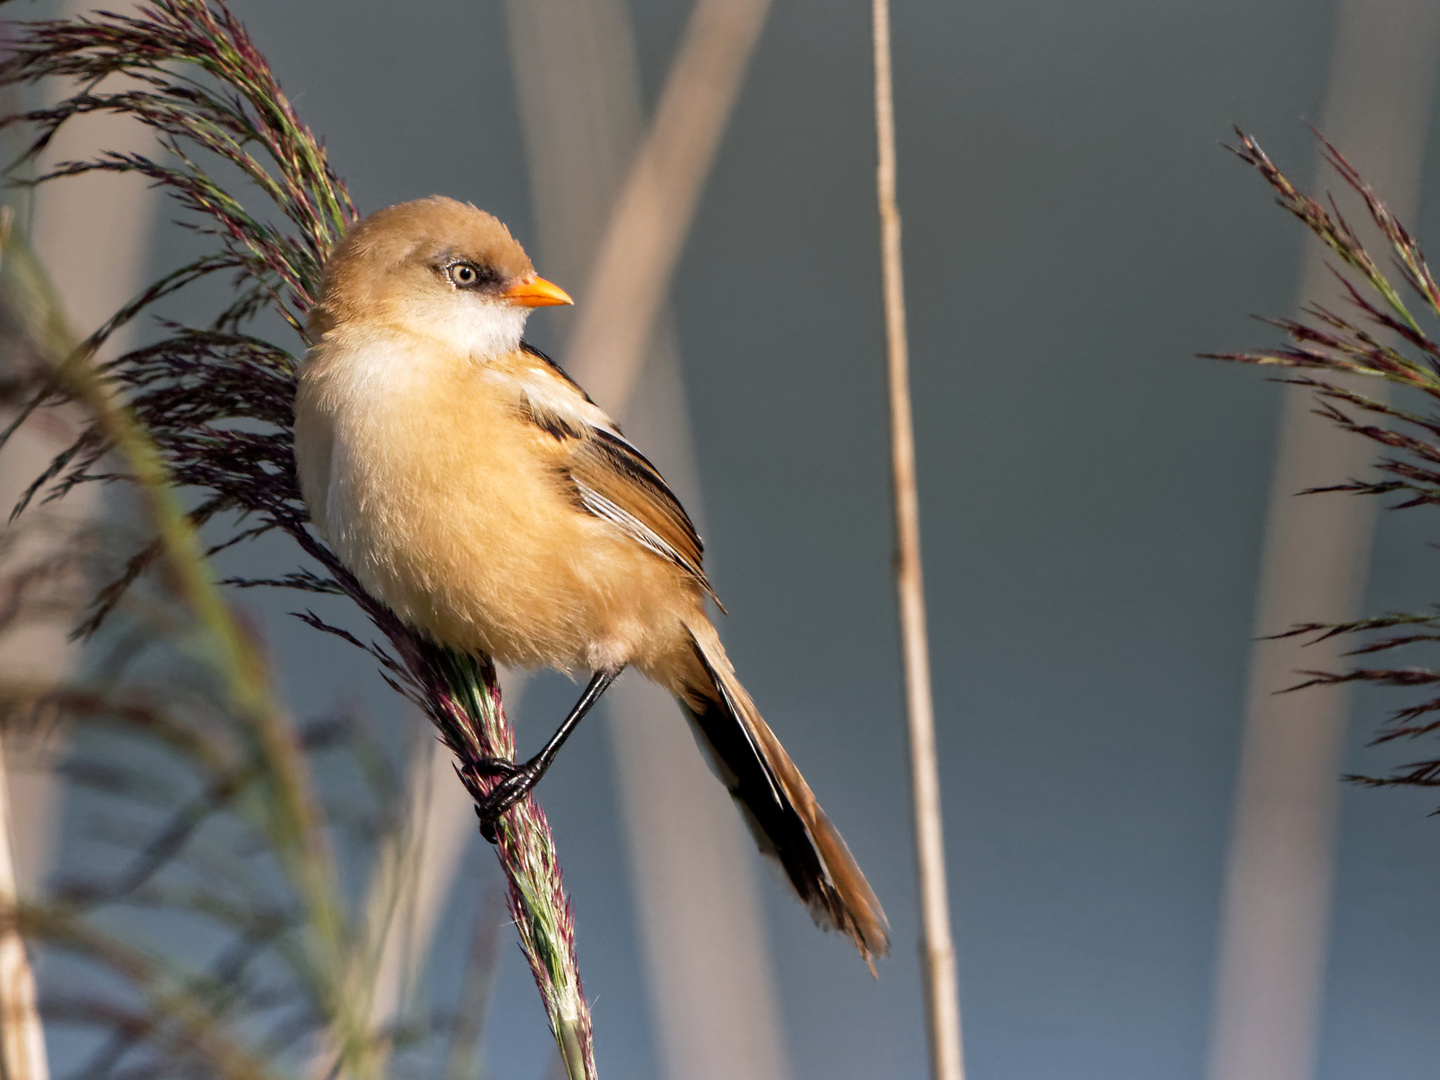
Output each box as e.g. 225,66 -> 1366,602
503,3 -> 786,1079
0,738 -> 47,1080
367,675 -> 528,1035
1206,4 -> 1440,1079
606,328 -> 787,1080
560,0 -> 771,404
1,0 -> 157,898
871,4 -> 962,1080
0,13 -> 156,1070
441,885 -> 508,1080
29,1 -> 158,340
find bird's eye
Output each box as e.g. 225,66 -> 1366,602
447,262 -> 481,288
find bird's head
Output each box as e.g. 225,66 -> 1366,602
309,196 -> 572,357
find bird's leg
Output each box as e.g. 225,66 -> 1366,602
476,667 -> 622,842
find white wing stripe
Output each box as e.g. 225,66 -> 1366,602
576,483 -> 697,575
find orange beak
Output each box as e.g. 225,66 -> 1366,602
502,275 -> 574,308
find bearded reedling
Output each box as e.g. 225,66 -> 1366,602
294,197 -> 889,963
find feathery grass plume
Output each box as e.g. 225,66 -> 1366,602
1208,129 -> 1440,794
0,219 -> 379,1080
0,214 -> 499,1080
0,1 -> 596,1075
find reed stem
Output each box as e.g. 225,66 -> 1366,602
870,3 -> 964,1078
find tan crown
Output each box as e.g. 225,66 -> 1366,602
308,196 -> 535,338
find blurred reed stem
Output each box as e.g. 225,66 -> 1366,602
441,886 -> 506,1080
870,3 -> 964,1079
0,735 -> 47,1080
562,0 -> 770,403
0,200 -> 49,1080
1205,10 -> 1440,1076
504,2 -> 787,1078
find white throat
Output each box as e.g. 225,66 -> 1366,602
400,294 -> 530,361
447,300 -> 529,360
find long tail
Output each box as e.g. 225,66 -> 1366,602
676,619 -> 890,966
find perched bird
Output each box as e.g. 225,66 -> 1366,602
294,196 -> 889,963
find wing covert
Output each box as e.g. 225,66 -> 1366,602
508,342 -> 720,605
569,428 -> 719,604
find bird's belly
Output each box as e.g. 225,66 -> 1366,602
320,397 -> 695,674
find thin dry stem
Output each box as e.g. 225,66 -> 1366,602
870,2 -> 963,1078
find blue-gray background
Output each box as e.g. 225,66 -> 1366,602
135,1 -> 1440,1077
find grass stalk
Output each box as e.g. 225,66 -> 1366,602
870,4 -> 964,1079
425,648 -> 593,1079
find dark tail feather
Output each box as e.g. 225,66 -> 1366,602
680,621 -> 890,966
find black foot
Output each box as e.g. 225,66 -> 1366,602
470,755 -> 519,780
471,667 -> 622,845
475,758 -> 547,843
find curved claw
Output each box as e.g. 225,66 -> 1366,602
470,755 -> 519,779
476,766 -> 541,843
471,668 -> 623,844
